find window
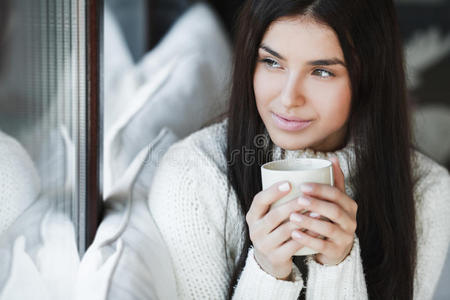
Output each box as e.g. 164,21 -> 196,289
0,0 -> 102,253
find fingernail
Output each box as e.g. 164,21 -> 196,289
292,231 -> 303,239
309,212 -> 320,218
297,196 -> 311,206
278,182 -> 290,192
300,184 -> 313,193
290,213 -> 302,223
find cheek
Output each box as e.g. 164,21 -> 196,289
311,81 -> 351,123
253,68 -> 282,107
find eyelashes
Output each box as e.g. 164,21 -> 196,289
259,58 -> 281,69
258,57 -> 336,78
312,69 -> 335,78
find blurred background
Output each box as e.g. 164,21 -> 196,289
0,0 -> 448,299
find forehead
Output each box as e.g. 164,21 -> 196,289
261,16 -> 344,61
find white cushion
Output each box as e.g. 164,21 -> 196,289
104,4 -> 134,131
81,127 -> 179,300
104,2 -> 232,194
108,128 -> 180,300
95,3 -> 232,299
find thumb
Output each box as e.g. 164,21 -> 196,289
330,156 -> 345,193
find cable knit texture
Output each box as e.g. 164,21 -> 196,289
148,119 -> 450,299
0,131 -> 40,235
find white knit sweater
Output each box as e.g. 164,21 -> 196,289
148,119 -> 450,299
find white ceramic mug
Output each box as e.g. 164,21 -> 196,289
261,158 -> 334,256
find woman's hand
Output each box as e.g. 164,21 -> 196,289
289,157 -> 358,266
246,181 -> 305,280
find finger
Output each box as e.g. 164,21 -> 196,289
303,229 -> 321,238
296,195 -> 355,232
261,220 -> 300,249
299,183 -> 356,216
330,156 -> 345,193
257,197 -> 304,235
247,181 -> 291,223
289,213 -> 347,242
302,212 -> 321,237
275,238 -> 305,259
291,230 -> 334,257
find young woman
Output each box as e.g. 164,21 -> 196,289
148,0 -> 450,299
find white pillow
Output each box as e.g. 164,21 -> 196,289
104,4 -> 134,131
97,4 -> 232,299
104,2 -> 232,194
107,128 -> 180,300
80,127 -> 179,300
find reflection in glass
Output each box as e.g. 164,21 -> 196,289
0,0 -> 96,299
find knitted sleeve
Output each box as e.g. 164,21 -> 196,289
304,153 -> 450,300
148,140 -> 304,300
412,155 -> 450,299
0,131 -> 40,235
306,235 -> 368,299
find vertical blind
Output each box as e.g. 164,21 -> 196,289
0,0 -> 102,252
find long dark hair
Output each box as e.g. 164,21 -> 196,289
225,1 -> 416,299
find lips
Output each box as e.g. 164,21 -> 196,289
271,112 -> 312,131
275,113 -> 308,122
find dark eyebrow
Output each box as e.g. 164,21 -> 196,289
260,44 -> 285,60
259,44 -> 346,67
307,58 -> 346,67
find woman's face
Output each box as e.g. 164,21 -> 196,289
254,16 -> 352,152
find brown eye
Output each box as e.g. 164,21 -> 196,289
260,58 -> 281,69
313,69 -> 335,78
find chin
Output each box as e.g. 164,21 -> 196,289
267,129 -> 309,151
276,141 -> 308,151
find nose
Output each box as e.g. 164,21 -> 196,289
280,73 -> 306,107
